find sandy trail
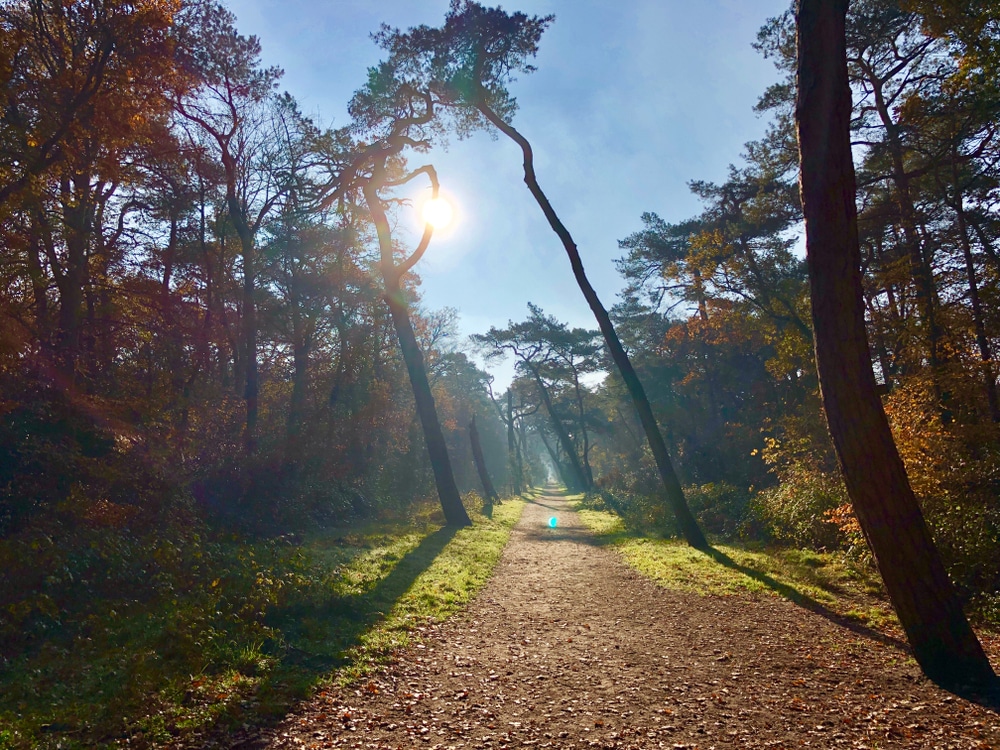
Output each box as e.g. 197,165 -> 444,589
236,489 -> 999,749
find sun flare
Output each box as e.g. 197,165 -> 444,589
422,197 -> 454,230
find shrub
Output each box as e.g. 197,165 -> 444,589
749,461 -> 849,550
683,482 -> 750,538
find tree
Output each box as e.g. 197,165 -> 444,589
336,66 -> 472,526
173,1 -> 291,450
795,0 -> 996,691
0,0 -> 182,382
469,414 -> 499,503
363,166 -> 470,527
473,308 -> 591,493
0,0 -> 180,212
375,1 -> 707,547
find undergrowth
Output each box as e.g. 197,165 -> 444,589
0,495 -> 524,749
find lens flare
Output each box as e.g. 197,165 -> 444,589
549,516 -> 558,528
422,197 -> 454,229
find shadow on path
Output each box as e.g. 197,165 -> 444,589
704,547 -> 908,652
705,552 -> 996,708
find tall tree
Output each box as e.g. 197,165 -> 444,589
362,163 -> 471,527
795,0 -> 996,690
469,414 -> 499,502
336,67 -> 472,526
376,1 -> 707,547
173,0 -> 289,450
473,309 -> 591,493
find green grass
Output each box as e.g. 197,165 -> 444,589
0,498 -> 524,749
573,504 -> 896,630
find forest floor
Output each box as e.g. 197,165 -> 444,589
227,487 -> 1000,750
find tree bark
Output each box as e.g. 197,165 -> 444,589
476,99 -> 707,549
469,415 -> 499,502
795,0 -> 996,691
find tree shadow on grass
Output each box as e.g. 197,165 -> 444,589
707,547 -> 1000,707
530,500 -> 563,511
704,546 -> 908,651
528,485 -> 579,512
272,525 -> 459,667
583,519 -> 910,654
222,526 -> 460,741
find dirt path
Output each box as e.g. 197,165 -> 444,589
239,490 -> 999,749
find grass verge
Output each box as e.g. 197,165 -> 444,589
572,502 -> 896,630
0,498 -> 524,749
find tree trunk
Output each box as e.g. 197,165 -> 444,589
507,389 -> 522,493
476,99 -> 707,549
795,0 -> 996,691
950,155 -> 1000,423
516,403 -> 527,489
225,190 -> 259,452
287,337 -> 310,448
530,367 -> 587,492
384,286 -> 471,526
470,415 -> 499,502
861,44 -> 944,406
572,371 -> 595,487
26,204 -> 50,342
538,429 -> 569,488
56,174 -> 93,382
363,177 -> 471,528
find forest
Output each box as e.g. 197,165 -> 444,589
1,0 -> 999,747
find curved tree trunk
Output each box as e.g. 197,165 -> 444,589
476,100 -> 707,548
795,0 -> 996,691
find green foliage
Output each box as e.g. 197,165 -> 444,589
749,463 -> 850,550
0,497 -> 524,748
582,478 -> 749,541
682,482 -> 752,538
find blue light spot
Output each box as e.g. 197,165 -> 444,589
549,516 -> 558,528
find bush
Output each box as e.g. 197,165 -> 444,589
585,478 -> 750,541
683,482 -> 750,538
749,462 -> 849,550
883,375 -> 1000,600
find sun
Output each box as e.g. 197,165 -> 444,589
422,197 -> 454,230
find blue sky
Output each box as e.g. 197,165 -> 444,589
225,0 -> 791,386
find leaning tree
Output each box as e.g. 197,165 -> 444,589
795,0 -> 996,691
321,69 -> 472,527
372,1 -> 707,547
